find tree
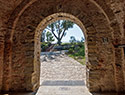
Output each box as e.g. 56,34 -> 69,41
81,37 -> 85,42
45,20 -> 74,45
41,30 -> 46,42
46,31 -> 55,43
69,36 -> 76,43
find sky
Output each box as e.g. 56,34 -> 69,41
61,24 -> 85,43
44,23 -> 85,43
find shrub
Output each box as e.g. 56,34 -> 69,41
41,42 -> 51,52
67,42 -> 85,57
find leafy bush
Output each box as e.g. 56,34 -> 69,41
67,42 -> 85,57
41,42 -> 51,52
68,48 -> 74,54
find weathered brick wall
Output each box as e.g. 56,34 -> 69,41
0,0 -> 124,93
0,32 -> 4,91
109,0 -> 125,91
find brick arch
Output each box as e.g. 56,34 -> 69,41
2,0 -> 122,93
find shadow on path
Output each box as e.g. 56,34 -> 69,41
41,80 -> 85,86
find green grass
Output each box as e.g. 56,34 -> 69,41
68,54 -> 86,65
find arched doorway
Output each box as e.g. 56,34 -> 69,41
34,13 -> 88,93
2,0 -> 120,93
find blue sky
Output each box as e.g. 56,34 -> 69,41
44,23 -> 85,43
61,24 -> 85,43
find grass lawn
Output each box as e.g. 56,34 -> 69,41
68,54 -> 86,65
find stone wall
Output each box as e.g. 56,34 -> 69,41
0,32 -> 4,91
0,0 -> 124,93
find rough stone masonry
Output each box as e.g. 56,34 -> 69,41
0,0 -> 124,93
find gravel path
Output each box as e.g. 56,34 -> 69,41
37,54 -> 91,95
40,54 -> 86,81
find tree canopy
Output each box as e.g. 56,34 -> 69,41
69,36 -> 76,43
45,20 -> 74,45
46,31 -> 55,43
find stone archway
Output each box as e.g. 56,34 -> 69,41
34,13 -> 88,92
1,0 -> 124,93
